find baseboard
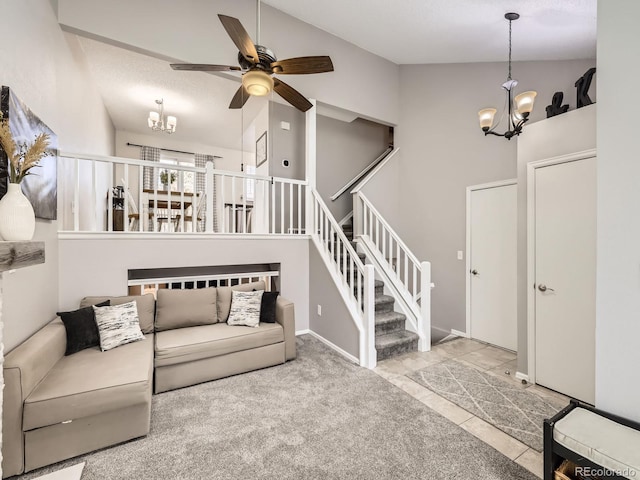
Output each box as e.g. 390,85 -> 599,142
515,372 -> 530,383
295,329 -> 311,336
305,330 -> 360,365
450,329 -> 469,338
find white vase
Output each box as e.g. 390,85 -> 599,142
0,183 -> 36,241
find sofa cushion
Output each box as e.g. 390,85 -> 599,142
57,300 -> 110,355
93,302 -> 145,352
217,280 -> 266,323
155,287 -> 217,331
80,294 -> 155,334
155,322 -> 283,367
259,291 -> 279,323
227,290 -> 263,328
23,335 -> 154,431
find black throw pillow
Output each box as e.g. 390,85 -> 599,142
57,300 -> 110,355
254,290 -> 279,323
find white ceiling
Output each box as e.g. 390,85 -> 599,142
262,0 -> 597,64
77,36 -> 265,151
76,1 -> 597,145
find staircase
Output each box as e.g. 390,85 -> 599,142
341,220 -> 419,361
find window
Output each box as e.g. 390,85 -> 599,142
158,153 -> 194,193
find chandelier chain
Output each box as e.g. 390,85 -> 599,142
508,19 -> 513,80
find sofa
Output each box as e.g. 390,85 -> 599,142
2,281 -> 296,477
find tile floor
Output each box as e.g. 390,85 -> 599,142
374,337 -> 571,479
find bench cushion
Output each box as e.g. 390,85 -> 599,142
155,322 -> 283,367
554,407 -> 640,478
23,335 -> 154,431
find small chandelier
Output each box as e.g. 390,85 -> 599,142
478,13 -> 537,140
148,98 -> 177,134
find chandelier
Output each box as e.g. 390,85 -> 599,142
478,13 -> 537,140
148,98 -> 177,134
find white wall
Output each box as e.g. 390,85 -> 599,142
516,105 -> 596,375
2,1 -> 114,352
595,0 -> 640,422
56,0 -> 400,125
58,236 -> 310,331
396,59 -> 596,337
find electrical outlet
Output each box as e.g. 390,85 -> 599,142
317,304 -> 322,316
457,250 -> 464,260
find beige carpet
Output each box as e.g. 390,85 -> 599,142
18,336 -> 538,480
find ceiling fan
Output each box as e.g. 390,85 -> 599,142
170,0 -> 334,112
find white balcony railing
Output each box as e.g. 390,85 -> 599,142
58,152 -> 307,235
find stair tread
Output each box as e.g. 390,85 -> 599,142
375,294 -> 395,305
375,330 -> 419,349
375,310 -> 407,324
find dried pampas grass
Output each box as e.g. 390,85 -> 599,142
0,113 -> 51,184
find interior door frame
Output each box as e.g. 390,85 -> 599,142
526,149 -> 597,385
465,179 -> 517,339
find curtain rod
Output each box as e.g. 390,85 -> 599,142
126,142 -> 223,159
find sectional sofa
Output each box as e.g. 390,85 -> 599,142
1,281 -> 296,477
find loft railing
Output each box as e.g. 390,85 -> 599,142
353,191 -> 432,350
58,152 -> 307,235
311,189 -> 377,368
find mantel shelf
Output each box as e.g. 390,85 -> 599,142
0,241 -> 45,273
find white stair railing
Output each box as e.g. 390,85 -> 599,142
58,152 -> 307,235
311,189 -> 377,368
353,191 -> 432,351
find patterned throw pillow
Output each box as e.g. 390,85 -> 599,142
93,301 -> 145,351
227,290 -> 263,328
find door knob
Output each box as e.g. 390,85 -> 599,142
471,269 -> 479,276
538,284 -> 555,292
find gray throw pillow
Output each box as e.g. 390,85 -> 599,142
93,301 -> 145,351
227,290 -> 263,328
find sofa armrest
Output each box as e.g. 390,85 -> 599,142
275,297 -> 296,361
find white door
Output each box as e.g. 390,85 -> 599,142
469,183 -> 517,351
534,156 -> 596,404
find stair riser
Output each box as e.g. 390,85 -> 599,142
375,318 -> 406,336
375,300 -> 395,313
376,338 -> 418,361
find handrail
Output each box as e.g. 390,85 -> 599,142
350,147 -> 400,195
313,190 -> 366,273
311,188 -> 377,367
330,147 -> 393,201
354,190 -> 432,351
358,192 -> 421,269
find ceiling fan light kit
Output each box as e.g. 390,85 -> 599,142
478,12 -> 537,140
148,98 -> 177,134
170,0 -> 334,112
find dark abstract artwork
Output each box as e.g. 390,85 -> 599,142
0,86 -> 58,220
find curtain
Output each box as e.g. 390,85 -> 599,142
194,153 -> 218,232
141,146 -> 161,190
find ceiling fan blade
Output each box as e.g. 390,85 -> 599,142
170,63 -> 241,72
218,14 -> 259,64
271,56 -> 334,75
273,79 -> 313,112
229,85 -> 250,109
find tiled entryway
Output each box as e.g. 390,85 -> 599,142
374,337 -> 570,479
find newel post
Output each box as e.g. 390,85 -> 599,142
362,264 -> 377,368
419,261 -> 432,352
305,100 -> 317,234
205,161 -> 215,233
